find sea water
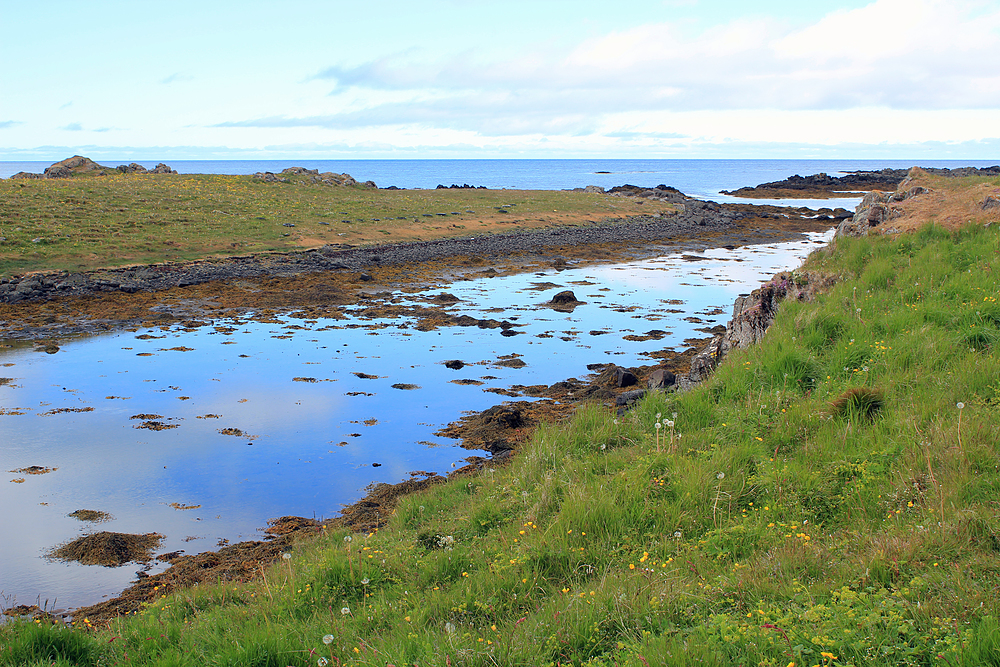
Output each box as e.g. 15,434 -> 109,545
3,158 -> 997,202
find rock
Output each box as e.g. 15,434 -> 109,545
444,360 -> 465,369
10,171 -> 44,179
615,367 -> 638,388
548,290 -> 584,311
117,163 -> 148,174
647,368 -> 676,389
583,185 -> 605,193
982,196 -> 1000,211
281,167 -> 319,175
44,155 -> 109,178
688,336 -> 723,382
837,191 -> 892,237
150,163 -> 177,174
615,389 -> 647,406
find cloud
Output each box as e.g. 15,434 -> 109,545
61,122 -> 84,131
293,0 -> 1000,130
0,120 -> 21,129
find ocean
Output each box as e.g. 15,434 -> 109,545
2,159 -> 998,202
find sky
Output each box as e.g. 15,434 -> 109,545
1,0 -> 999,160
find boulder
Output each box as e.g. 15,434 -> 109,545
44,156 -> 109,178
615,367 -> 638,388
117,163 -> 148,174
547,290 -> 586,311
688,336 -> 723,383
982,196 -> 1000,211
646,368 -> 676,389
150,163 -> 177,174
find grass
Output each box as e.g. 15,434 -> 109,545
0,173 -> 673,278
4,196 -> 1000,665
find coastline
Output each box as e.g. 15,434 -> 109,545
44,218 -> 836,624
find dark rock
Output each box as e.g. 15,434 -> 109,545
117,163 -> 148,174
615,389 -> 647,406
615,368 -> 638,388
444,360 -> 465,369
982,196 -> 1000,211
550,290 -> 578,305
150,163 -> 177,175
647,368 -> 676,389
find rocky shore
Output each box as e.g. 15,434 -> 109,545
722,165 -> 1000,198
0,185 -> 838,308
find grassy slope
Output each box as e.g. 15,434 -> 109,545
4,190 -> 1000,666
0,174 -> 672,278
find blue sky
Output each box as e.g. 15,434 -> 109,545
2,0 -> 998,160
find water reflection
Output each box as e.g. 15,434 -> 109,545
0,230 -> 833,611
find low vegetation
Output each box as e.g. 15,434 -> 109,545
3,179 -> 1000,665
0,173 -> 672,278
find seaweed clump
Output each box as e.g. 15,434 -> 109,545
48,531 -> 163,567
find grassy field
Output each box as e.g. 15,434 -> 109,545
0,173 -> 674,278
3,185 -> 1000,664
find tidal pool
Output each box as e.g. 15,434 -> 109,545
0,230 -> 833,612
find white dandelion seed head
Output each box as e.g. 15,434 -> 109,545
281,552 -> 292,560
673,531 -> 682,539
341,606 -> 351,615
445,622 -> 456,635
322,634 -> 334,645
655,423 -> 662,430
361,578 -> 370,585
716,472 -> 725,480
666,420 -> 674,428
600,443 -> 606,450
318,658 -> 329,667
344,535 -> 352,543
957,402 -> 965,409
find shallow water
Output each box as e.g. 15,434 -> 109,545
0,230 -> 833,612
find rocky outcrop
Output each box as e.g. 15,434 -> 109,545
9,156 -> 177,179
722,170 -> 906,196
836,172 -> 929,237
723,166 -> 1000,198
116,162 -> 178,175
44,155 -> 109,177
684,270 -> 838,385
252,169 -> 368,187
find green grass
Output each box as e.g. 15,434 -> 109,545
0,174 -> 670,278
4,222 -> 1000,666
